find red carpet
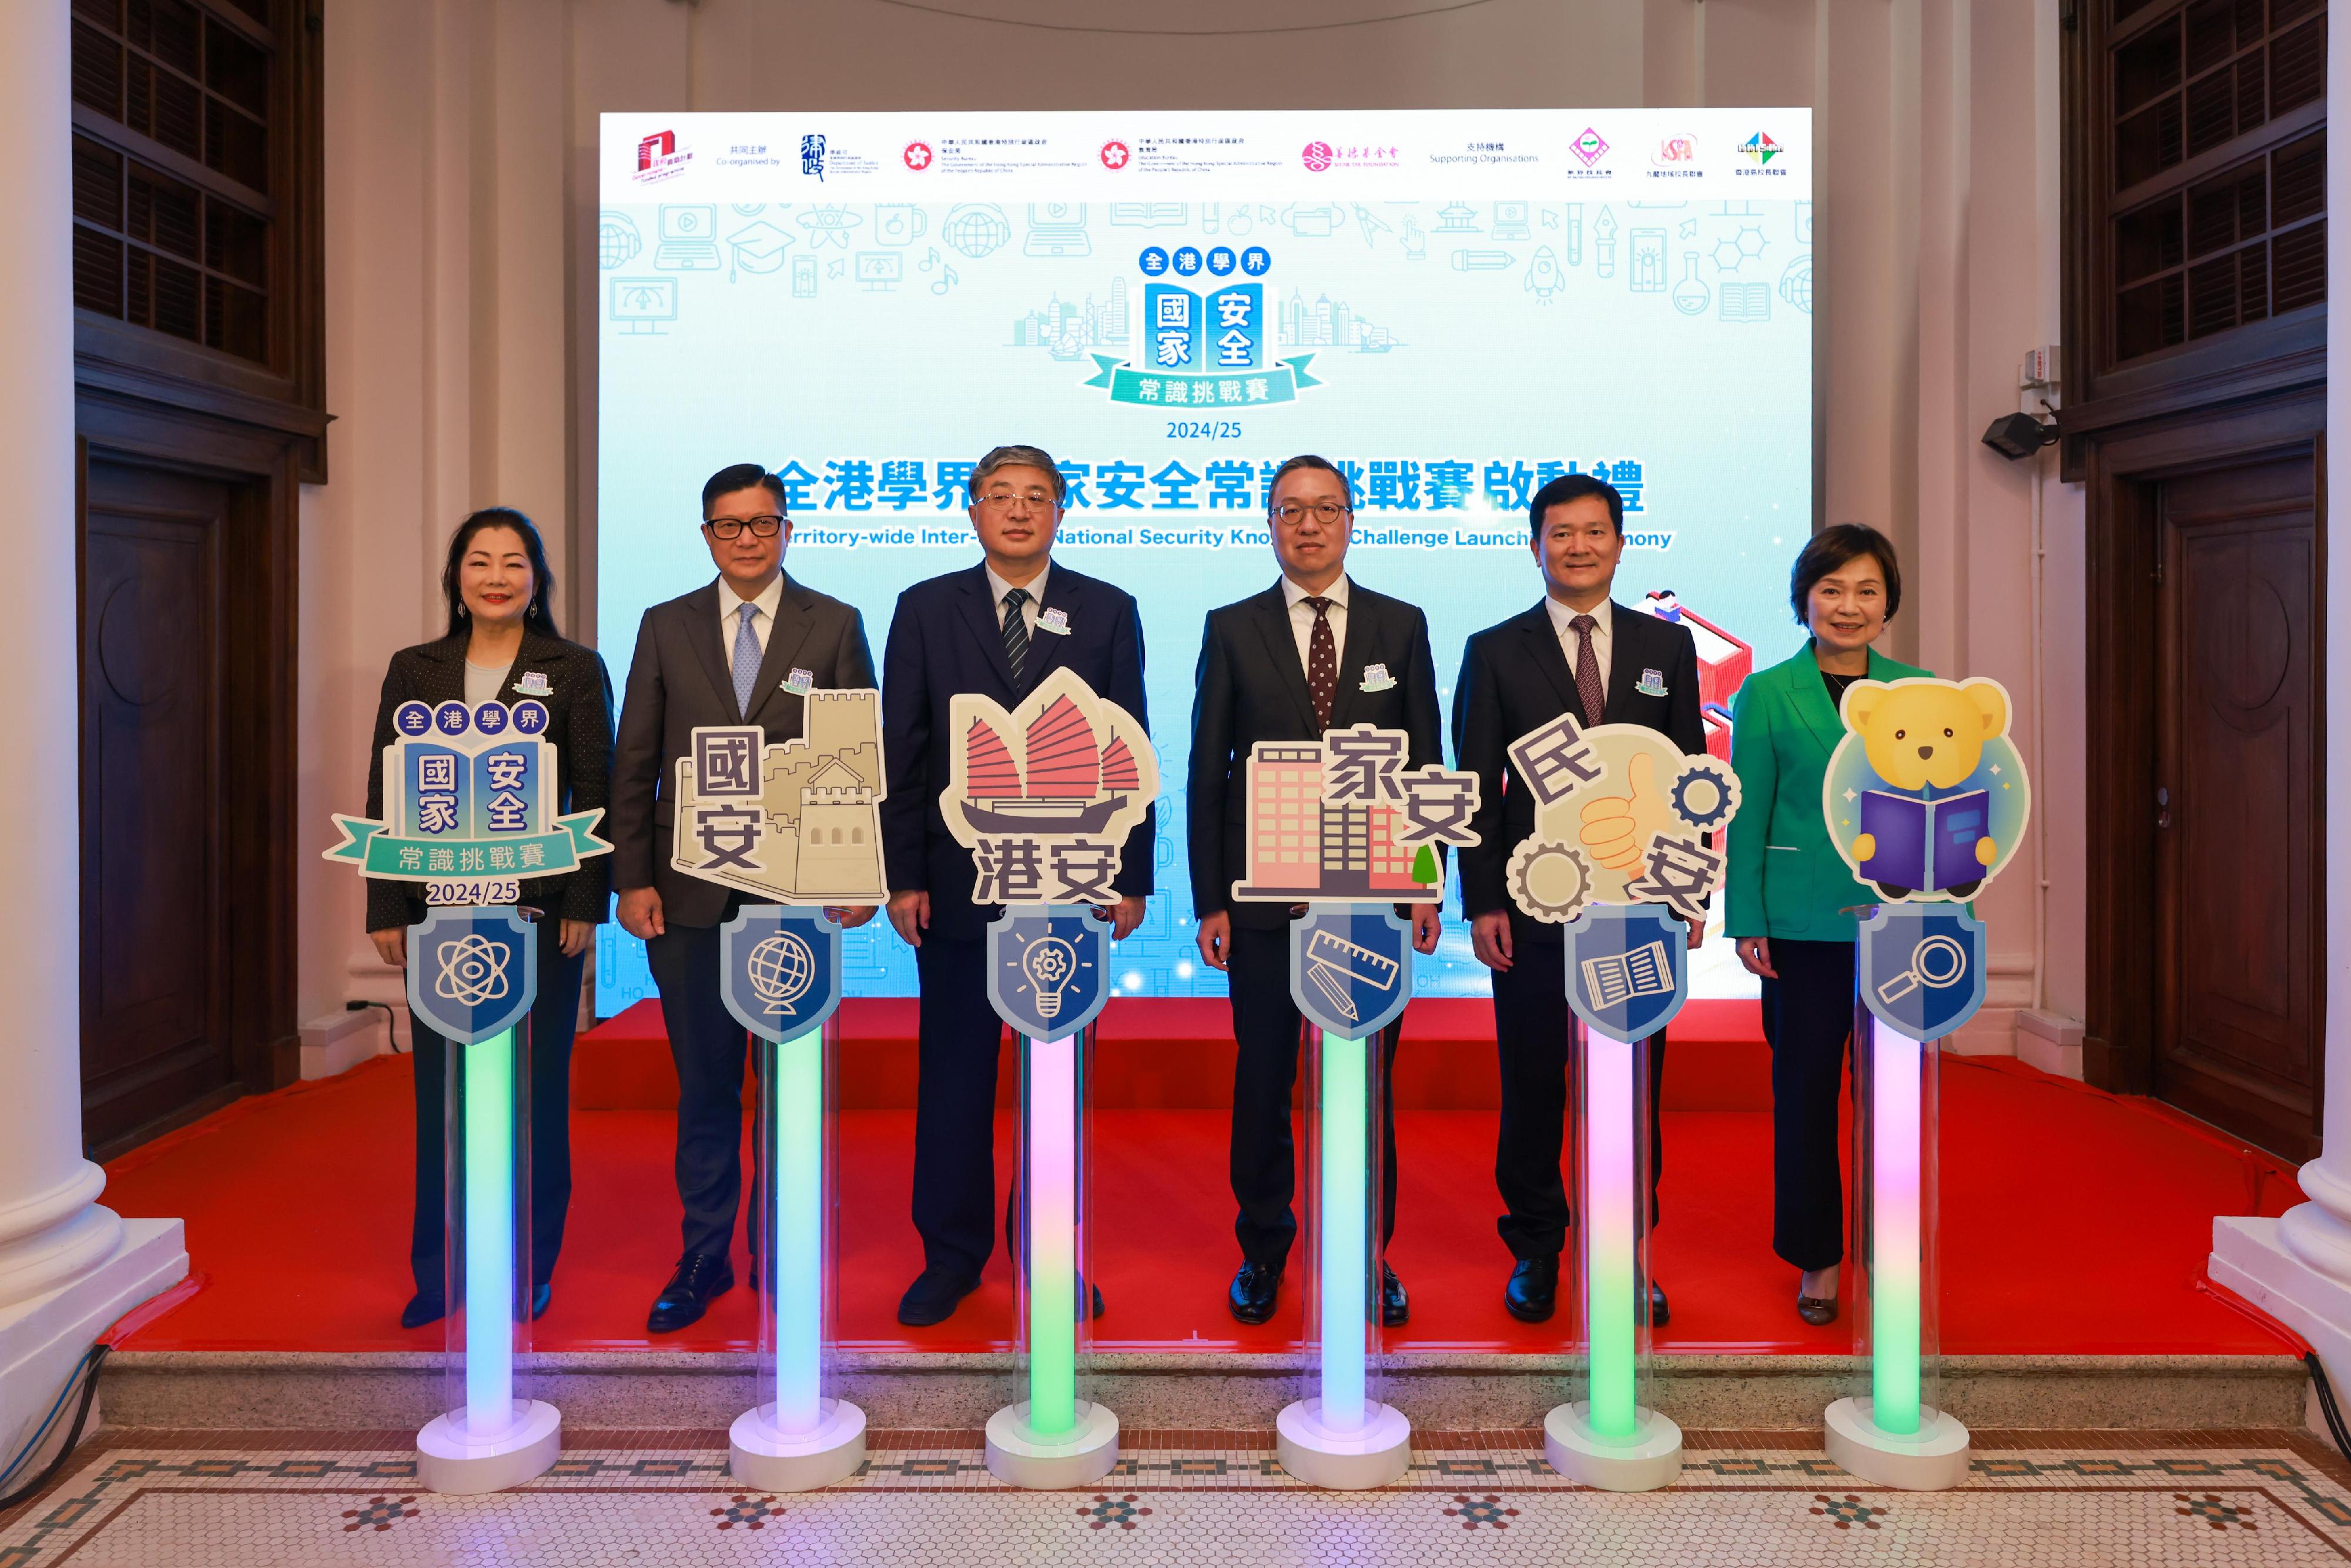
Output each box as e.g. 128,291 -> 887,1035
102,1009 -> 2304,1359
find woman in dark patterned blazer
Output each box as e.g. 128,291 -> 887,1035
363,508 -> 615,1329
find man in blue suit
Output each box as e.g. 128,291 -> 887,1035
881,444 -> 1153,1325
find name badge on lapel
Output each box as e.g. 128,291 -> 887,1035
1358,662 -> 1397,693
782,667 -> 815,696
512,671 -> 552,698
1037,607 -> 1071,636
1635,668 -> 1668,698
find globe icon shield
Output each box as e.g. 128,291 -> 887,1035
747,932 -> 815,1016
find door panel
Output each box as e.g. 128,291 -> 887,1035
81,461 -> 232,1150
2155,455 -> 2321,1157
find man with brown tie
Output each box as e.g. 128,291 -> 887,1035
1452,472 -> 1706,1324
1187,455 -> 1444,1327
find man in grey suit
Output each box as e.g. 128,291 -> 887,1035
609,462 -> 877,1332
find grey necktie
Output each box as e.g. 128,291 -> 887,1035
1001,587 -> 1031,684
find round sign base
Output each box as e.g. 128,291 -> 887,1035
1824,1397 -> 1970,1490
1543,1402 -> 1683,1491
729,1400 -> 868,1492
1275,1398 -> 1412,1490
416,1400 -> 561,1495
984,1401 -> 1120,1490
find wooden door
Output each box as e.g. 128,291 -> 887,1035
80,460 -> 235,1151
2153,455 -> 2322,1157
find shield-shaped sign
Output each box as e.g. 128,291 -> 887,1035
987,904 -> 1111,1040
1288,903 -> 1412,1041
1564,903 -> 1689,1045
721,905 -> 843,1041
1858,902 -> 1988,1042
407,906 -> 537,1044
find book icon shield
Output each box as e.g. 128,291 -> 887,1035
1563,903 -> 1688,1045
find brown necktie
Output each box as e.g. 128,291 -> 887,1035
1570,612 -> 1605,724
1304,596 -> 1337,729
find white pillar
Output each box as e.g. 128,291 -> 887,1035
2206,11 -> 2351,1385
0,2 -> 186,1467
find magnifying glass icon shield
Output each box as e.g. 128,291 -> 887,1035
1874,933 -> 1969,1006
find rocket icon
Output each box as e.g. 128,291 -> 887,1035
1524,245 -> 1565,302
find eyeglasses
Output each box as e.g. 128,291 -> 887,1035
1271,501 -> 1352,527
705,514 -> 786,540
976,490 -> 1059,511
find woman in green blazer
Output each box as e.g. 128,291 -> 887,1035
1724,524 -> 1928,1326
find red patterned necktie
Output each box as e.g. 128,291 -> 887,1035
1304,597 -> 1337,729
1570,612 -> 1605,724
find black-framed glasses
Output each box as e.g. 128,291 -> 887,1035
1270,501 -> 1352,526
705,514 -> 786,540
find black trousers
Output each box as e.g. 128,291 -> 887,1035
647,911 -> 760,1261
910,932 -> 1017,1281
410,915 -> 586,1298
1227,922 -> 1400,1272
1759,937 -> 1858,1271
1489,934 -> 1667,1261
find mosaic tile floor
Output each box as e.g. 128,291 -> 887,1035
6,1429 -> 2350,1566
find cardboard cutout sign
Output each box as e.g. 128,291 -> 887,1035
1821,676 -> 2031,903
669,689 -> 889,905
940,667 -> 1160,906
720,906 -> 845,1041
326,699 -> 612,904
1857,903 -> 1988,1042
408,906 -> 538,1044
1501,714 -> 1739,926
1230,724 -> 1482,905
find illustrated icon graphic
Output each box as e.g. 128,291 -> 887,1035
1564,902 -> 1689,1044
1857,903 -> 1988,1041
670,689 -> 889,905
437,933 -> 511,1006
1230,725 -> 1481,905
1021,934 -> 1080,1020
1502,716 -> 1738,926
745,931 -> 816,1016
1288,905 -> 1413,1040
1823,676 -> 2031,902
1301,927 -> 1399,1024
988,907 -> 1110,1038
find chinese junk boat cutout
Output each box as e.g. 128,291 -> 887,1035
959,695 -> 1133,835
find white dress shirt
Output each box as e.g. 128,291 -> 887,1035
1545,593 -> 1615,695
718,572 -> 787,663
1279,573 -> 1351,676
985,561 -> 1050,637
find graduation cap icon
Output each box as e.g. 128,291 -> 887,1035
725,220 -> 795,282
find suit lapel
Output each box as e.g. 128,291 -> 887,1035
1601,601 -> 1643,723
956,564 -> 1019,694
744,575 -> 820,726
413,634 -> 468,704
1020,566 -> 1079,693
1247,584 -> 1321,735
1518,603 -> 1579,719
689,582 -> 745,718
1324,584 -> 1374,730
1790,644 -> 1847,756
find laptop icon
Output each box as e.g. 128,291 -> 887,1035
1024,203 -> 1091,258
1492,201 -> 1531,240
655,205 -> 722,270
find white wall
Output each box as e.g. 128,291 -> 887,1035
303,0 -> 2085,1053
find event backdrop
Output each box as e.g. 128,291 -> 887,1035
596,109 -> 1814,1013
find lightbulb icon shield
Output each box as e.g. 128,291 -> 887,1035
722,907 -> 844,1041
408,907 -> 537,1044
988,908 -> 1109,1039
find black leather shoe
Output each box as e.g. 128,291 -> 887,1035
531,1281 -> 552,1321
1649,1279 -> 1670,1327
400,1292 -> 444,1330
1228,1262 -> 1281,1325
897,1266 -> 980,1326
1504,1256 -> 1558,1323
1090,1283 -> 1106,1319
1381,1264 -> 1409,1328
646,1253 -> 735,1334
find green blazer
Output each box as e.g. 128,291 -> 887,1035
1724,643 -> 1933,943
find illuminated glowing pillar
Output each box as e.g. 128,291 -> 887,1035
1317,1029 -> 1368,1433
1868,1019 -> 1924,1435
461,1028 -> 517,1432
1025,1031 -> 1080,1436
771,1026 -> 825,1433
1580,1034 -> 1638,1439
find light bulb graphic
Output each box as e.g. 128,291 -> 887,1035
1022,934 -> 1079,1021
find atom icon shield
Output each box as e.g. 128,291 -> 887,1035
435,933 -> 512,1006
